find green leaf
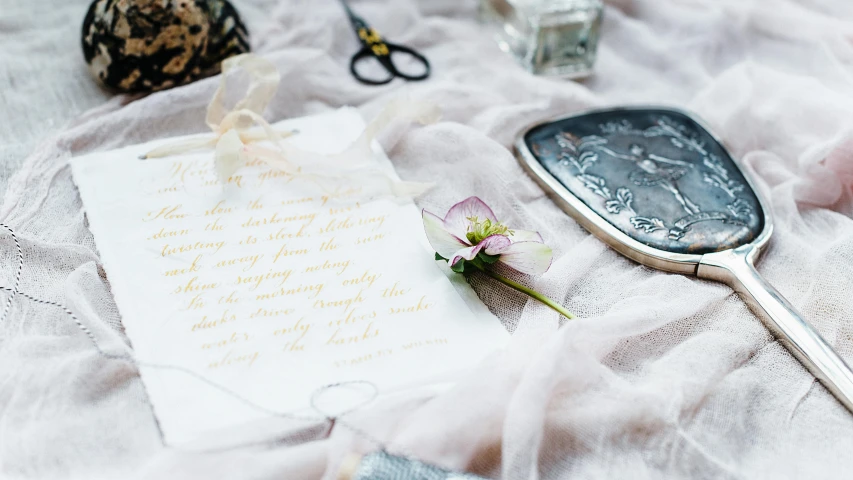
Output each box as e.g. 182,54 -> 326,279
450,259 -> 467,273
469,256 -> 488,270
477,252 -> 501,264
435,252 -> 449,262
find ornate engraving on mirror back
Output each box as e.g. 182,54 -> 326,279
525,109 -> 764,254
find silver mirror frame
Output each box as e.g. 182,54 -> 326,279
514,106 -> 853,415
513,106 -> 773,275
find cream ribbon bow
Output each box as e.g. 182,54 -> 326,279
141,54 -> 293,181
142,53 -> 438,197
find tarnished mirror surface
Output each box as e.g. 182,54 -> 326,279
523,108 -> 764,255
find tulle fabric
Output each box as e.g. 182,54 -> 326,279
2,0 -> 853,478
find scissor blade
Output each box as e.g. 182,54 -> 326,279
337,0 -> 367,32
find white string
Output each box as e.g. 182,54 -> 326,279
0,223 -> 23,322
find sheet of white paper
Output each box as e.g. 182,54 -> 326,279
70,108 -> 510,446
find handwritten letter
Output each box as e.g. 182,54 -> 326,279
71,108 -> 509,445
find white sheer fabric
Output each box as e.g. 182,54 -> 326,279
1,0 -> 853,478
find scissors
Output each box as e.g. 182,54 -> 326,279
337,0 -> 431,85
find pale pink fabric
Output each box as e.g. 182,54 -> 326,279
2,0 -> 853,478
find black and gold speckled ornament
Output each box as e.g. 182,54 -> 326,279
200,0 -> 250,72
81,0 -> 250,93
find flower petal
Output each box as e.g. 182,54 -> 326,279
450,245 -> 482,266
423,210 -> 469,258
450,234 -> 512,266
479,234 -> 512,255
508,229 -> 543,243
497,241 -> 553,275
443,196 -> 499,241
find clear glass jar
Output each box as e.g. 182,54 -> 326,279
479,0 -> 604,78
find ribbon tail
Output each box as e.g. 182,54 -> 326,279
240,126 -> 298,144
239,99 -> 441,199
214,129 -> 247,183
362,98 -> 442,140
141,137 -> 217,159
329,99 -> 442,168
392,180 -> 434,197
207,53 -> 280,131
244,144 -> 299,172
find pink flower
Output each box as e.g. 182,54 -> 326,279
422,196 -> 553,275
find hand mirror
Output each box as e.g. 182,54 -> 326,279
515,107 -> 853,413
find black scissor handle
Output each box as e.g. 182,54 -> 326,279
349,42 -> 431,85
350,47 -> 395,85
384,43 -> 430,81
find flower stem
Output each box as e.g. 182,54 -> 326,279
469,263 -> 575,320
